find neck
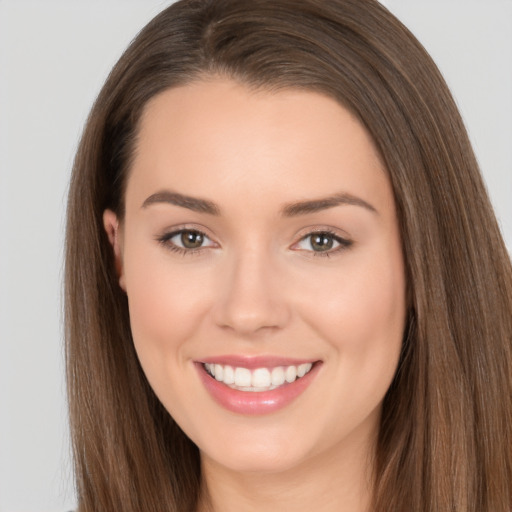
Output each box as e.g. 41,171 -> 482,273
197,430 -> 376,512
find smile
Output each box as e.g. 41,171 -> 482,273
196,357 -> 321,415
204,362 -> 314,391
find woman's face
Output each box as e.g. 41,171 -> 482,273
104,79 -> 407,476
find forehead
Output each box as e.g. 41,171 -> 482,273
126,78 -> 392,215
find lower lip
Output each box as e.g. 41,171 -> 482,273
195,362 -> 321,415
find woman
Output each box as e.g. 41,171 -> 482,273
65,0 -> 512,510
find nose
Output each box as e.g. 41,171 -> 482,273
213,248 -> 291,336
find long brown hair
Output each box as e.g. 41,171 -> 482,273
65,0 -> 512,510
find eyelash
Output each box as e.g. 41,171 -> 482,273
156,228 -> 353,258
156,228 -> 216,257
294,229 -> 353,258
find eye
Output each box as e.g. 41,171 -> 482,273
174,230 -> 207,249
294,231 -> 352,256
157,228 -> 217,254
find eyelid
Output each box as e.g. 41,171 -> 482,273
156,224 -> 219,254
290,227 -> 353,257
155,224 -> 353,257
168,230 -> 216,248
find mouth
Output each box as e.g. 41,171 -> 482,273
203,362 -> 314,392
195,357 -> 321,415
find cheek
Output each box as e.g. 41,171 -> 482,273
298,239 -> 406,368
290,243 -> 406,444
121,241 -> 213,373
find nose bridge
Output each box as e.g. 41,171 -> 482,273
214,241 -> 289,335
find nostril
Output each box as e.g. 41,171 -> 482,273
213,295 -> 290,334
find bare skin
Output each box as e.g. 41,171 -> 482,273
104,78 -> 407,512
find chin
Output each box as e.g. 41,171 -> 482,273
197,424 -> 316,474
204,446 -> 309,475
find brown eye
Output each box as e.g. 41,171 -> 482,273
294,230 -> 352,256
158,228 -> 216,254
181,230 -> 204,249
310,233 -> 335,252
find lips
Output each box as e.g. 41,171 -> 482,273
195,356 -> 321,415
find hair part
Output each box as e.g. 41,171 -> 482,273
65,1 -> 512,510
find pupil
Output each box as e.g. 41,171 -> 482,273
181,231 -> 203,249
311,233 -> 333,251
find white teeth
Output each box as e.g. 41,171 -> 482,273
223,365 -> 235,384
234,367 -> 252,387
214,364 -> 223,381
285,365 -> 297,383
204,362 -> 314,391
271,366 -> 285,386
252,368 -> 271,387
298,363 -> 312,377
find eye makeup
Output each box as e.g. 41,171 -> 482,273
155,226 -> 353,258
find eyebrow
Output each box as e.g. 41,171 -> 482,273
281,192 -> 378,216
141,190 -> 377,216
141,190 -> 221,215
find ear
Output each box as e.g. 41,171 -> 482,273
103,209 -> 126,291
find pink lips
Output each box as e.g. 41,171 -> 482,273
195,356 -> 321,415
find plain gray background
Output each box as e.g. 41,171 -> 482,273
0,1 -> 510,510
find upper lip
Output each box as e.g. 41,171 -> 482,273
197,355 -> 320,369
